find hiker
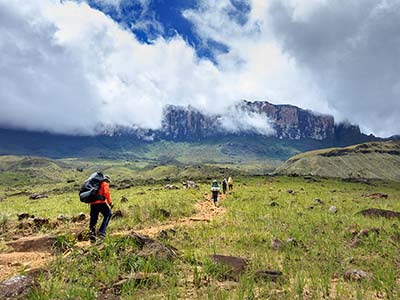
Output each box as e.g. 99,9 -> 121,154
211,179 -> 220,206
89,175 -> 113,244
228,177 -> 233,191
222,178 -> 227,194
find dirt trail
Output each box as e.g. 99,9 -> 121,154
129,194 -> 226,237
0,236 -> 56,281
1,194 -> 228,280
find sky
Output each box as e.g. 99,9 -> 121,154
0,0 -> 399,137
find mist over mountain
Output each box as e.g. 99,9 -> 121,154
0,100 -> 382,160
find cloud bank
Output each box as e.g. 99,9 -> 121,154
0,0 -> 399,137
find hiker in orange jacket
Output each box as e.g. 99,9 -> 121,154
89,175 -> 113,244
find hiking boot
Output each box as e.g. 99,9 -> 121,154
95,237 -> 104,245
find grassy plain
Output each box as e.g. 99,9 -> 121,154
0,156 -> 400,299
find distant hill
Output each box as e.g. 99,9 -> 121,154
0,100 -> 382,161
275,141 -> 400,181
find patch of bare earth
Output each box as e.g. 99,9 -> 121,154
0,236 -> 55,281
115,194 -> 227,238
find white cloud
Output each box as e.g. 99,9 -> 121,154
219,107 -> 275,136
0,0 -> 399,137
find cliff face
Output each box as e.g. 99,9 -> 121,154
161,105 -> 220,140
160,100 -> 361,142
239,101 -> 335,140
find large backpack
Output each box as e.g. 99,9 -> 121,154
79,172 -> 105,203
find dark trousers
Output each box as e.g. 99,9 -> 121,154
212,191 -> 219,204
222,185 -> 227,194
89,203 -> 111,240
228,184 -> 233,191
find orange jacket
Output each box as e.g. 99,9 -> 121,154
91,181 -> 111,205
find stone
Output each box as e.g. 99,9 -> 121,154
271,239 -> 283,250
112,209 -> 124,219
286,237 -> 298,247
157,228 -> 176,240
57,214 -> 69,222
210,254 -> 248,274
7,235 -> 57,252
314,198 -> 324,204
33,217 -> 50,228
344,269 -> 371,281
29,194 -> 48,200
269,201 -> 279,207
329,206 -> 338,214
164,184 -> 179,190
157,209 -> 171,218
120,196 -> 128,203
17,213 -> 34,221
287,189 -> 295,195
359,208 -> 400,219
363,193 -> 388,199
182,181 -> 199,189
254,270 -> 283,282
71,213 -> 86,222
130,233 -> 177,261
0,275 -> 34,299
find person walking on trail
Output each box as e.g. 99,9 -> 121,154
222,178 -> 227,194
228,177 -> 233,191
89,174 -> 113,244
211,179 -> 220,206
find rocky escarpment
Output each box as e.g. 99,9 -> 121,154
161,105 -> 220,140
160,100 -> 368,142
240,100 -> 335,140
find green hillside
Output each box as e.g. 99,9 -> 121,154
275,141 -> 400,181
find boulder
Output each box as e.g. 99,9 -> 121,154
0,275 -> 34,299
164,184 -> 179,190
254,270 -> 283,282
359,208 -> 400,219
182,181 -> 199,189
29,194 -> 48,200
130,233 -> 177,261
7,235 -> 56,252
210,254 -> 248,274
344,269 -> 371,281
363,193 -> 388,199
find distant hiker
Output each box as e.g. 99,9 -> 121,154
89,174 -> 113,244
228,177 -> 233,191
211,179 -> 220,206
222,178 -> 227,194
